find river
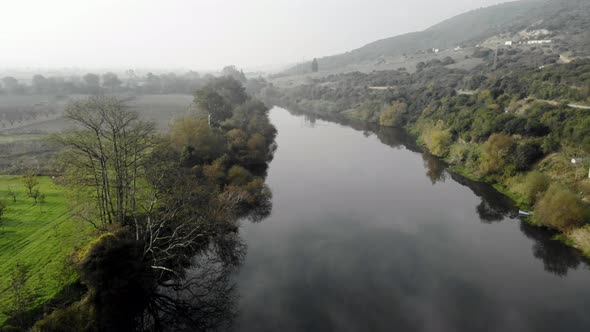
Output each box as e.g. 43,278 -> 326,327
228,107 -> 590,332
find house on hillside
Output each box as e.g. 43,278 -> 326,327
505,41 -> 513,46
527,40 -> 552,45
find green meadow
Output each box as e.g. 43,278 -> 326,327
0,175 -> 95,325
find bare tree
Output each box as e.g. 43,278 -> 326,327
6,186 -> 17,203
53,96 -> 156,229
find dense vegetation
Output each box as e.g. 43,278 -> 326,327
0,76 -> 276,331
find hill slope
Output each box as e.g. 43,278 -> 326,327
282,0 -> 590,75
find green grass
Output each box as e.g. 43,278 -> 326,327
0,175 -> 95,325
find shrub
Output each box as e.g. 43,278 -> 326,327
227,165 -> 253,186
423,127 -> 453,157
379,101 -> 407,127
511,142 -> 543,171
535,184 -> 588,231
479,133 -> 515,175
512,171 -> 550,205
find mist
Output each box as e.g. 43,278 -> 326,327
0,0 -> 510,71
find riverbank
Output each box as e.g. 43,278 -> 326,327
403,121 -> 590,258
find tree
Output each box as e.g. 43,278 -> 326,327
513,171 -> 550,206
511,142 -> 543,171
83,73 -> 101,93
221,65 -> 246,82
379,102 -> 407,127
194,88 -> 233,127
21,170 -> 39,198
535,184 -> 587,231
311,58 -> 319,73
54,96 -> 156,228
7,186 -> 17,202
4,262 -> 36,328
479,133 -> 515,175
2,76 -> 20,94
102,72 -> 122,91
0,199 -> 6,230
423,127 -> 453,157
32,74 -> 48,94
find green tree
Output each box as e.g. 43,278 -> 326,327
513,171 -> 550,205
4,262 -> 36,328
194,88 -> 233,127
6,186 -> 17,203
535,184 -> 587,231
379,101 -> 407,127
479,133 -> 515,175
0,199 -> 6,230
423,127 -> 453,157
21,170 -> 39,198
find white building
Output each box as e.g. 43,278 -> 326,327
505,41 -> 513,46
527,40 -> 552,45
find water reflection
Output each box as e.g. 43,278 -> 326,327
519,222 -> 583,277
287,109 -> 588,278
143,234 -> 245,332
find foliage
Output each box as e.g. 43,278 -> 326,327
3,262 -> 36,329
379,101 -> 407,127
511,171 -> 550,206
535,184 -> 588,231
479,134 -> 515,176
422,126 -> 453,157
21,170 -> 39,198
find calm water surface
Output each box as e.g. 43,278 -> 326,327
229,108 -> 590,332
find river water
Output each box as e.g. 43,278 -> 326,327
229,107 -> 590,332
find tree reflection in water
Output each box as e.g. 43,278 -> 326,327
142,233 -> 245,332
289,110 -> 589,278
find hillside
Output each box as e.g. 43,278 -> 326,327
281,0 -> 590,76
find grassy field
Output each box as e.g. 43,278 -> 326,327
0,175 -> 95,326
127,94 -> 194,131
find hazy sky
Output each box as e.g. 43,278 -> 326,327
0,0 -> 511,71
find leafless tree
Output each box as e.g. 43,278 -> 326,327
53,96 -> 156,229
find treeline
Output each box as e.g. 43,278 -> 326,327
0,65 -> 248,96
5,76 -> 276,331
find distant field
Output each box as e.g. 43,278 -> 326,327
0,94 -> 193,173
0,176 -> 95,326
126,94 -> 194,131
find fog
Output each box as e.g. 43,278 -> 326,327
0,0 -> 510,71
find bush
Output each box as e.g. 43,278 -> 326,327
535,184 -> 588,231
227,165 -> 253,186
479,134 -> 515,175
379,101 -> 407,127
512,171 -> 550,205
423,127 -> 453,157
511,142 -> 543,171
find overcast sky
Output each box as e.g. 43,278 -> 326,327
0,0 -> 511,71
